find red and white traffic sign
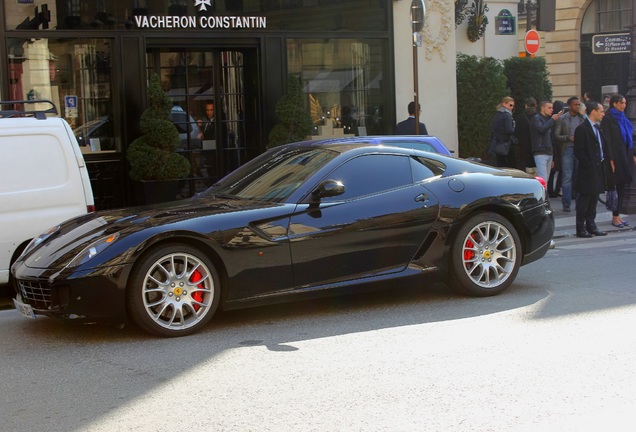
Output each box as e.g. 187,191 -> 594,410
524,30 -> 541,55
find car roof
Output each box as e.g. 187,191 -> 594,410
279,139 -> 450,162
291,135 -> 452,155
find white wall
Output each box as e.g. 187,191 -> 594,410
455,0 -> 521,60
393,0 -> 458,153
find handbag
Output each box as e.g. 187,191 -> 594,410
489,136 -> 511,156
605,189 -> 618,212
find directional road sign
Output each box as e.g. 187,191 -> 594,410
592,33 -> 631,55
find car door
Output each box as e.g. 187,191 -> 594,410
288,153 -> 440,288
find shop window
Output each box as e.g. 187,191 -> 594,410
7,38 -> 116,153
146,47 -> 260,197
288,38 -> 388,137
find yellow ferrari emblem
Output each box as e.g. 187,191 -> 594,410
173,287 -> 183,296
483,251 -> 491,259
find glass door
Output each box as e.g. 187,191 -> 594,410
146,47 -> 260,197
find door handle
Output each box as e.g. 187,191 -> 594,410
415,193 -> 429,203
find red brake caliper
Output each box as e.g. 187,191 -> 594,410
189,270 -> 204,312
464,234 -> 476,262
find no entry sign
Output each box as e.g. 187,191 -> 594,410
524,30 -> 541,55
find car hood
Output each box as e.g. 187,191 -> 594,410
22,196 -> 284,270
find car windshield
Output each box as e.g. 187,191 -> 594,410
73,117 -> 108,138
204,147 -> 338,202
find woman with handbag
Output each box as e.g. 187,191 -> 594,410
601,94 -> 635,228
490,96 -> 516,168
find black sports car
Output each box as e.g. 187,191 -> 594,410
12,142 -> 554,337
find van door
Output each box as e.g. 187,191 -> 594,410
0,117 -> 93,284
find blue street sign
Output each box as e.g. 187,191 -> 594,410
65,95 -> 77,109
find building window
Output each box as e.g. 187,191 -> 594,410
288,38 -> 388,137
7,38 -> 116,152
582,0 -> 633,34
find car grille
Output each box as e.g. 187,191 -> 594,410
18,280 -> 52,310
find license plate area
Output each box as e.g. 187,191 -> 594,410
13,298 -> 36,319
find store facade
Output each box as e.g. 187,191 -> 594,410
0,0 -> 396,209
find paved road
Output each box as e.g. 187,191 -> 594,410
1,226 -> 636,431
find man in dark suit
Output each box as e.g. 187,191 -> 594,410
394,101 -> 428,135
573,101 -> 608,238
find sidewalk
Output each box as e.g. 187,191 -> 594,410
552,198 -> 635,238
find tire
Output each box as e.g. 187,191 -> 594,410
449,212 -> 521,297
127,244 -> 221,337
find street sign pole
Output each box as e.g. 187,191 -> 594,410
410,0 -> 425,135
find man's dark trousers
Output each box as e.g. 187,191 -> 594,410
576,193 -> 599,233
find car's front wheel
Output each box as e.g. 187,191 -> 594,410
449,212 -> 521,296
127,244 -> 220,337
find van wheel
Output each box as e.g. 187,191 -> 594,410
127,244 -> 220,337
449,212 -> 521,297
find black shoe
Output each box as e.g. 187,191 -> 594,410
576,231 -> 593,238
563,206 -> 571,212
589,229 -> 607,236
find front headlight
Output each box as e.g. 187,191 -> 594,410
22,225 -> 61,257
66,232 -> 120,268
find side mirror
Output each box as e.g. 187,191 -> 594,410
312,179 -> 345,200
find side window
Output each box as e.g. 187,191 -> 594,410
411,156 -> 446,182
325,154 -> 412,200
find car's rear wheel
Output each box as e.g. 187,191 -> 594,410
127,244 -> 220,337
450,212 -> 521,296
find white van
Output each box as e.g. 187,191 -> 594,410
0,100 -> 95,288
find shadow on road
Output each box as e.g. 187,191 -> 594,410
15,251 -> 634,431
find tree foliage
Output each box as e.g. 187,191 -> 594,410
503,56 -> 553,115
456,54 -> 508,159
127,73 -> 190,181
456,54 -> 553,159
268,74 -> 313,147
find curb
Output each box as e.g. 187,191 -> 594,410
553,225 -> 635,239
552,201 -> 634,239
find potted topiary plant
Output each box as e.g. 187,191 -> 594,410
268,74 -> 313,147
127,73 -> 190,204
